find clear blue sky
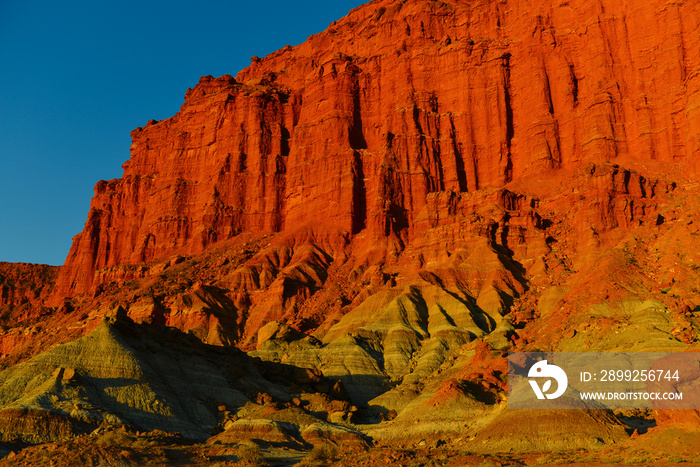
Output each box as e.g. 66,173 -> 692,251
0,0 -> 366,266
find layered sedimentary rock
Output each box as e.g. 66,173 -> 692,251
52,0 -> 700,302
0,263 -> 57,308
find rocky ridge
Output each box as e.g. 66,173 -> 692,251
0,263 -> 57,308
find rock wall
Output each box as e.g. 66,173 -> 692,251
0,263 -> 58,308
52,0 -> 700,301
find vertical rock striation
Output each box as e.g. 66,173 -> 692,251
53,0 -> 700,301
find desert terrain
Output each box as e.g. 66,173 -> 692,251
1,0 -> 699,464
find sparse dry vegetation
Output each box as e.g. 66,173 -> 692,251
307,443 -> 338,464
237,443 -> 267,466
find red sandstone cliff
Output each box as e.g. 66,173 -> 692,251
52,0 -> 700,302
0,263 -> 57,308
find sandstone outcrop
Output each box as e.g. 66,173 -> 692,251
52,0 -> 700,303
0,263 -> 57,308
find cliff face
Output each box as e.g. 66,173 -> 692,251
0,263 -> 57,308
53,0 -> 700,300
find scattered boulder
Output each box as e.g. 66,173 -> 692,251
293,367 -> 323,386
62,368 -> 78,382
